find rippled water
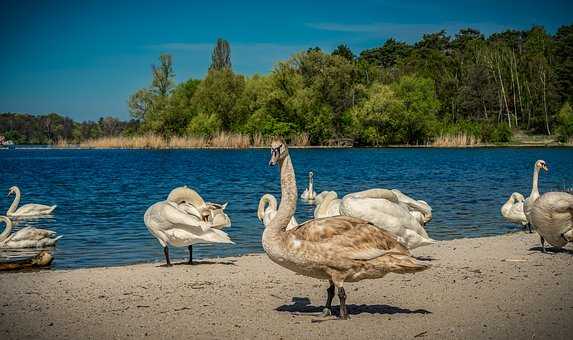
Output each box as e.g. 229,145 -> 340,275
1,147 -> 572,269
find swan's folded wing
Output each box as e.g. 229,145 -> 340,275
288,216 -> 409,261
162,203 -> 209,233
175,202 -> 203,219
10,227 -> 57,241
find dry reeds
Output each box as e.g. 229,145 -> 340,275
431,133 -> 482,147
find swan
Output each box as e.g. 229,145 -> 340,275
257,194 -> 298,231
167,186 -> 230,226
6,186 -> 56,218
262,139 -> 430,319
300,171 -> 317,202
390,189 -> 433,225
340,189 -> 435,249
501,192 -> 530,231
313,191 -> 341,218
523,160 -> 548,226
0,216 -> 61,248
144,187 -> 233,266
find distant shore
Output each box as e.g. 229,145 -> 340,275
1,232 -> 571,339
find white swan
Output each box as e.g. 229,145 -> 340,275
144,187 -> 233,266
391,189 -> 432,225
300,171 -> 317,202
168,186 -> 230,226
501,192 -> 529,231
6,186 -> 56,218
0,216 -> 61,248
314,191 -> 341,218
523,160 -> 548,225
257,194 -> 298,231
340,189 -> 435,249
530,191 -> 573,252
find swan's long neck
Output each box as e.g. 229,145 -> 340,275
267,155 -> 297,234
7,188 -> 21,215
0,216 -> 13,242
258,194 -> 278,221
308,175 -> 314,193
348,188 -> 398,202
530,167 -> 540,199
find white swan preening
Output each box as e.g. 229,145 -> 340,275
144,186 -> 233,266
524,160 -> 573,252
6,186 -> 56,218
258,194 -> 298,231
262,140 -> 429,319
339,189 -> 435,249
501,192 -> 529,231
0,216 -> 61,248
300,171 -> 317,202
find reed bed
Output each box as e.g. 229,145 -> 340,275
430,133 -> 482,147
56,132 -> 313,149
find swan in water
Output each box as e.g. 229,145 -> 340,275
501,192 -> 530,231
0,216 -> 61,248
300,171 -> 317,202
258,194 -> 298,231
263,139 -> 430,319
340,189 -> 435,249
523,160 -> 548,226
314,191 -> 341,218
6,186 -> 56,218
144,186 -> 233,266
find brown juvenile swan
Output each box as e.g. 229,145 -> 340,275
262,139 -> 430,319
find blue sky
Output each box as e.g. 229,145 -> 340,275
1,0 -> 571,121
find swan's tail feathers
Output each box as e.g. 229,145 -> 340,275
201,229 -> 234,244
384,254 -> 431,274
47,205 -> 57,214
418,237 -> 436,248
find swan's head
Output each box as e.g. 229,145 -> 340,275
269,139 -> 288,166
7,186 -> 17,196
309,171 -> 314,178
535,160 -> 548,172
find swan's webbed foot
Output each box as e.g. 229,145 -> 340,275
337,287 -> 350,320
187,245 -> 194,265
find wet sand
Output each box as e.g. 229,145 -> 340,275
0,232 -> 572,339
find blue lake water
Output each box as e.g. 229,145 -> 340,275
1,147 -> 572,269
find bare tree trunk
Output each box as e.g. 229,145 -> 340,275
496,53 -> 511,128
539,65 -> 551,135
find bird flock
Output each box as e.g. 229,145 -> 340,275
1,141 -> 572,319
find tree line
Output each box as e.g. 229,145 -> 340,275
3,25 -> 573,145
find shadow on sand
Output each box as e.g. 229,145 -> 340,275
157,259 -> 237,267
528,246 -> 573,255
276,297 -> 431,316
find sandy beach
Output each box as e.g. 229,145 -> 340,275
0,232 -> 571,339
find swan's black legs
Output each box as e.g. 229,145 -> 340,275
540,236 -> 546,253
322,281 -> 335,316
338,287 -> 349,320
188,245 -> 194,265
164,246 -> 172,266
527,223 -> 533,233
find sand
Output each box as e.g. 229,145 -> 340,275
0,232 -> 572,339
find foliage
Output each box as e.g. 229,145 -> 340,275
556,101 -> 573,141
210,38 -> 232,71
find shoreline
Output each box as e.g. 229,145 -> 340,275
1,232 -> 571,339
4,143 -> 573,150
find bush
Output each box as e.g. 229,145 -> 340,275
187,112 -> 222,136
490,124 -> 512,143
556,102 -> 573,141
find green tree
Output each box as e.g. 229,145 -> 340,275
332,44 -> 355,61
210,38 -> 232,71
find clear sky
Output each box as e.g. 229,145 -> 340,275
1,0 -> 571,121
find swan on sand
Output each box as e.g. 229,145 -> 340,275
501,192 -> 529,231
0,216 -> 61,248
144,186 -> 233,266
6,186 -> 56,218
525,161 -> 573,252
262,139 -> 430,319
